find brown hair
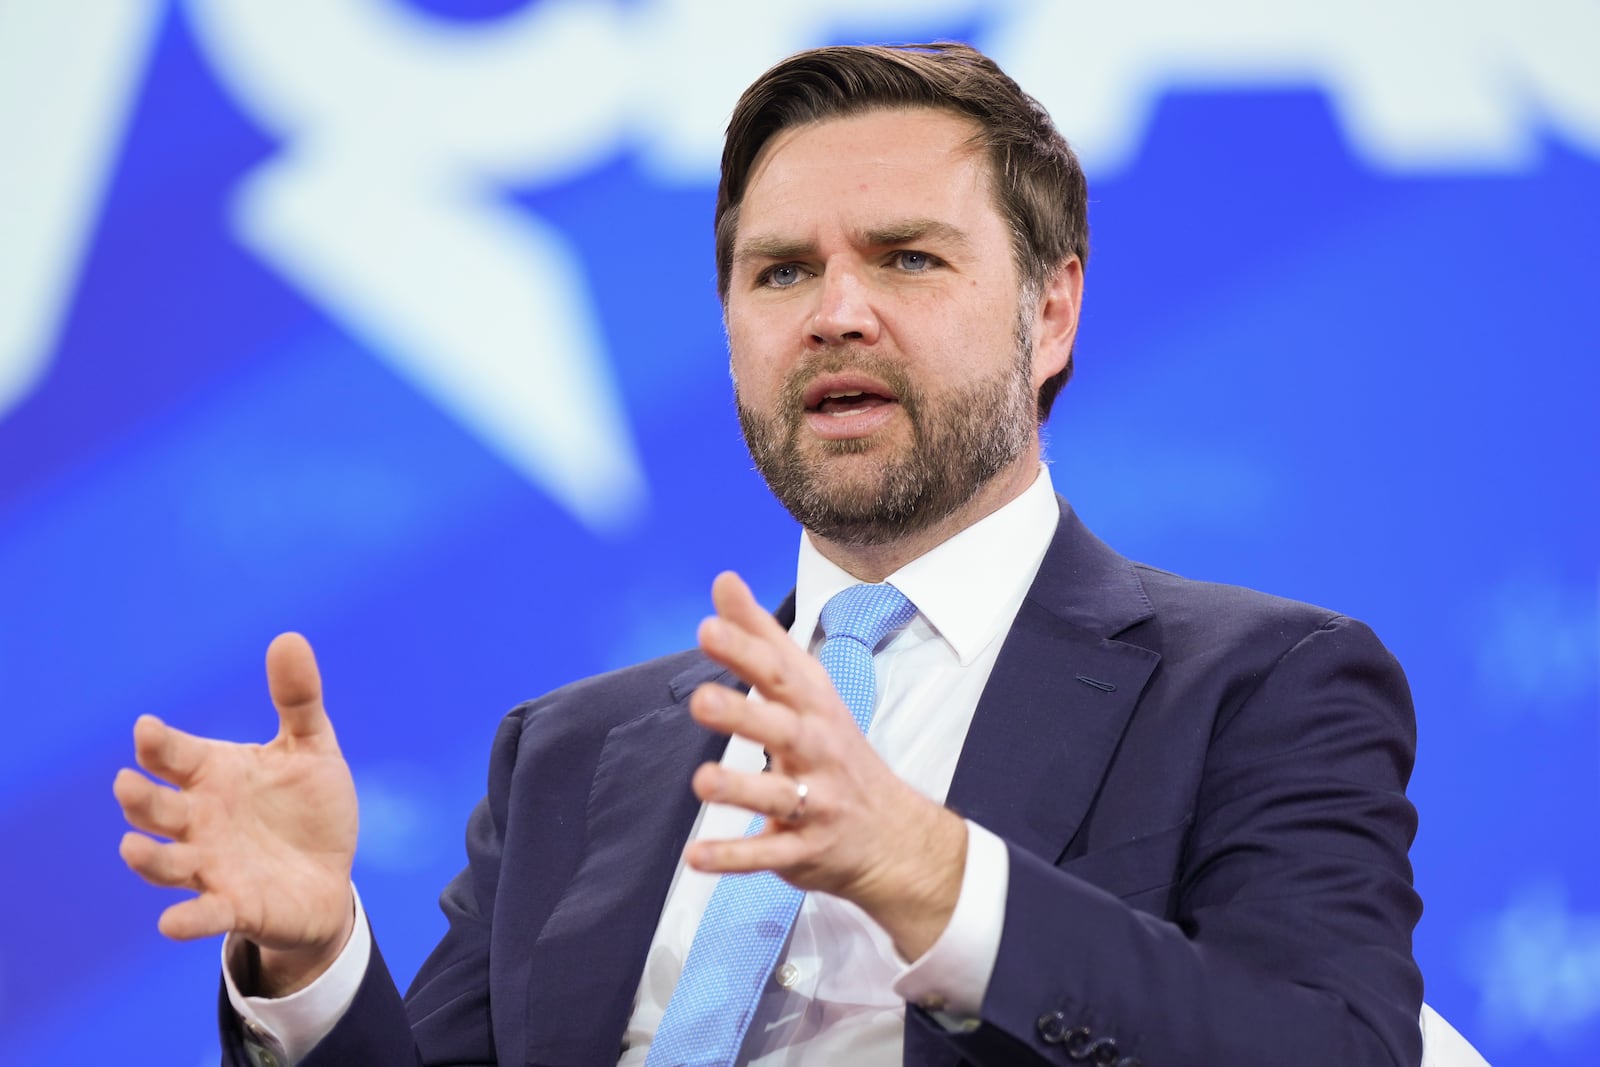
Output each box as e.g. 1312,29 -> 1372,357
716,41 -> 1089,418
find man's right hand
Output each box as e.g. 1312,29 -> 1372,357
114,632 -> 359,997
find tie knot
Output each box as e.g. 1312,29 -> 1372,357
819,582 -> 916,652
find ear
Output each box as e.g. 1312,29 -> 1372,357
1029,257 -> 1083,390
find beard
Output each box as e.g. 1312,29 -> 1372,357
735,322 -> 1038,547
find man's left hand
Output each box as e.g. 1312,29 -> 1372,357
684,570 -> 968,961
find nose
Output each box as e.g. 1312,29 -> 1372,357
807,265 -> 880,348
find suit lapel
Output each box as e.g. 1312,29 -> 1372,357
522,657 -> 729,1065
946,500 -> 1160,866
944,601 -> 1159,864
908,503 -> 1159,1067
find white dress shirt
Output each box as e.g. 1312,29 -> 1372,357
228,466 -> 1062,1066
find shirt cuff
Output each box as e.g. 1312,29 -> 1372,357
891,819 -> 1008,1028
222,885 -> 371,1067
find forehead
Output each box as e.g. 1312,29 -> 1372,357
736,107 -> 1002,244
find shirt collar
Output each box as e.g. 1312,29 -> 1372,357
790,465 -> 1061,665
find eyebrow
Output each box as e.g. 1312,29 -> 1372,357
733,218 -> 974,268
859,218 -> 973,252
734,236 -> 816,267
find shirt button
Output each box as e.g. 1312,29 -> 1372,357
776,962 -> 801,989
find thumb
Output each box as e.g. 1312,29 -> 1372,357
266,632 -> 332,743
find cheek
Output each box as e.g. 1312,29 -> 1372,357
914,310 -> 1012,377
726,328 -> 777,400
727,305 -> 795,376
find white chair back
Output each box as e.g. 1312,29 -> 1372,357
1420,1003 -> 1490,1067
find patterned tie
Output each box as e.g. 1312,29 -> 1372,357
646,582 -> 917,1067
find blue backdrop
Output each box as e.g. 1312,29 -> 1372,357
2,2 -> 1596,1064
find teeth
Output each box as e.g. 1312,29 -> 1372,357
825,390 -> 865,399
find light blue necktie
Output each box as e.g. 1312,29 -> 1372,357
646,582 -> 917,1067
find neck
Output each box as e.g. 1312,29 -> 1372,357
807,452 -> 1043,583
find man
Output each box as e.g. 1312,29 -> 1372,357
116,42 -> 1424,1066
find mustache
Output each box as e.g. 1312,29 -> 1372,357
776,350 -> 919,415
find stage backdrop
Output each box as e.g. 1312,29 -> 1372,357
2,2 -> 1596,1064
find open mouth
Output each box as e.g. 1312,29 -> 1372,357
803,376 -> 900,417
812,389 -> 895,416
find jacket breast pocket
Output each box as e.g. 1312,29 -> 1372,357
1057,817 -> 1192,916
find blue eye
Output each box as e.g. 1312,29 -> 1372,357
763,264 -> 805,288
895,251 -> 933,271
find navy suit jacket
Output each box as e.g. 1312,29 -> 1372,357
222,500 -> 1423,1066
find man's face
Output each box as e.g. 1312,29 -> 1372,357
725,107 -> 1048,546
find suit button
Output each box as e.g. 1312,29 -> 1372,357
1063,1027 -> 1093,1058
1036,1011 -> 1074,1044
1078,1035 -> 1122,1064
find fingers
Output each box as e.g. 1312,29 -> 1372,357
122,830 -> 240,940
698,616 -> 795,696
266,632 -> 332,743
132,714 -> 208,788
158,894 -> 238,942
700,573 -> 836,714
710,571 -> 791,642
686,826 -> 810,875
690,683 -> 799,754
119,831 -> 200,889
114,767 -> 188,838
692,762 -> 812,824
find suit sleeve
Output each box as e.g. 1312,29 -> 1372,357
910,614 -> 1424,1067
220,706 -> 529,1067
